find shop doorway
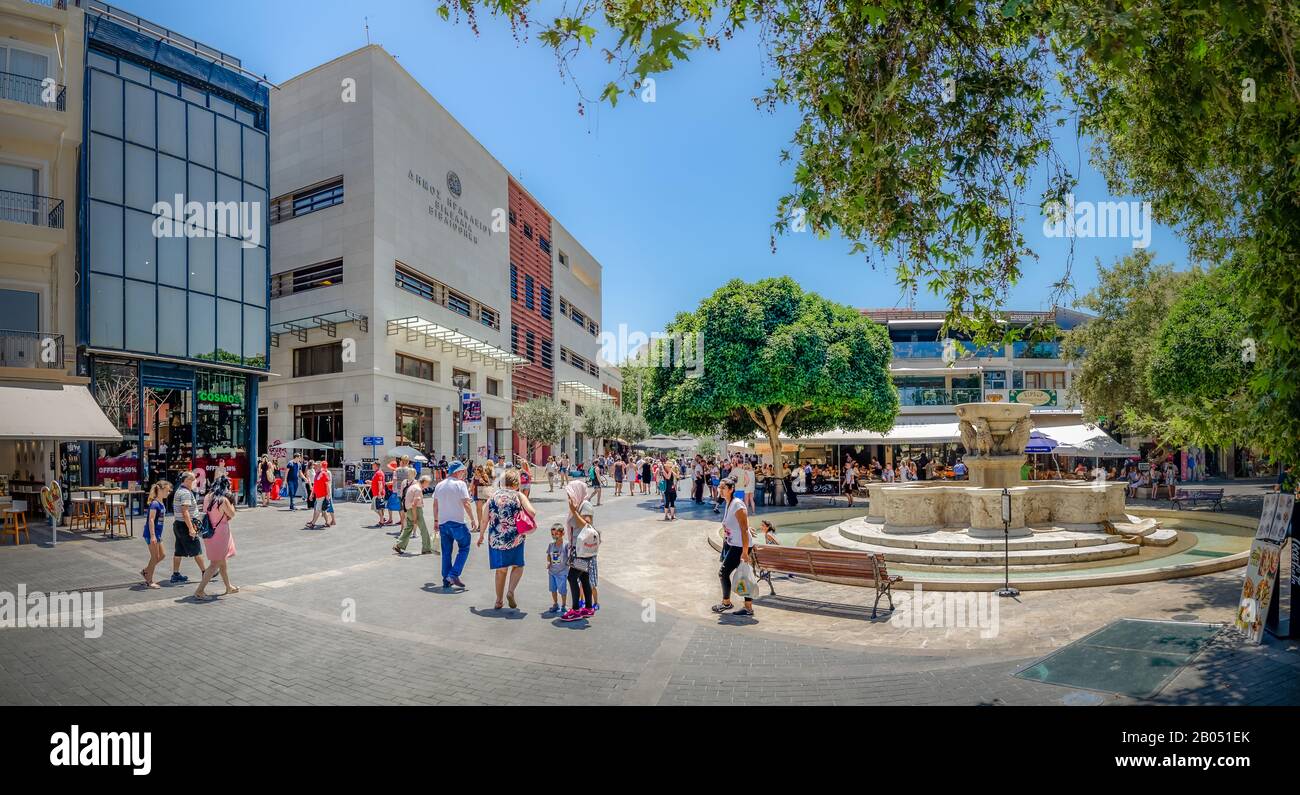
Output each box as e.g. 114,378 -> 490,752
144,387 -> 193,492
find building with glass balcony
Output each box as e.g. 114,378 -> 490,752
75,2 -> 271,502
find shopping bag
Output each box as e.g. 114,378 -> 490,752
732,561 -> 758,599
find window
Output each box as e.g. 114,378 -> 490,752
270,177 -> 343,224
1024,371 -> 1066,390
395,403 -> 439,458
524,275 -> 535,310
983,370 -> 1007,390
294,402 -> 343,466
558,251 -> 569,268
395,263 -> 439,302
587,319 -> 598,336
446,290 -> 472,318
526,330 -> 536,362
510,263 -> 518,301
394,262 -> 500,329
559,298 -> 569,316
538,236 -> 551,254
540,287 -> 552,320
564,346 -> 593,374
271,260 -> 342,298
522,222 -> 533,239
508,209 -> 516,226
486,377 -> 501,397
511,323 -> 519,354
293,342 -> 343,377
396,352 -> 439,383
540,340 -> 553,370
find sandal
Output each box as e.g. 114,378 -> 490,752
493,602 -> 504,610
222,586 -> 240,596
506,592 -> 517,609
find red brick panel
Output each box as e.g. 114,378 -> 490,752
508,179 -> 554,462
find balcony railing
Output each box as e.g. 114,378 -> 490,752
0,330 -> 65,369
0,190 -> 65,229
0,71 -> 66,111
27,0 -> 69,9
897,387 -> 984,407
892,340 -> 1008,359
1013,340 -> 1062,359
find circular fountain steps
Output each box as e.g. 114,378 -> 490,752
838,519 -> 1113,552
815,524 -> 1141,566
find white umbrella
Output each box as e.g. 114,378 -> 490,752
282,438 -> 332,451
385,445 -> 429,462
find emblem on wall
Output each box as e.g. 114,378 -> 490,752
446,170 -> 462,198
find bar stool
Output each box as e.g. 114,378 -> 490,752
2,499 -> 29,545
105,497 -> 128,538
89,496 -> 107,531
69,498 -> 92,531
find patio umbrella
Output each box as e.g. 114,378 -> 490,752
282,438 -> 332,451
385,445 -> 429,462
1023,430 -> 1058,454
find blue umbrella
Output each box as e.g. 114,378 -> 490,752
1024,430 -> 1058,454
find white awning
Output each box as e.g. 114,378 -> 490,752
386,316 -> 528,368
557,380 -> 613,402
0,382 -> 122,442
778,422 -> 961,445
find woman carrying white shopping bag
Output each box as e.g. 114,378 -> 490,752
712,476 -> 755,617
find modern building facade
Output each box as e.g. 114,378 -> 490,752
259,45 -> 608,469
77,1 -> 270,501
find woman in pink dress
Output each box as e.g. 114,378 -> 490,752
194,477 -> 239,600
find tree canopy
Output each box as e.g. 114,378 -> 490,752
511,397 -> 571,456
642,276 -> 896,474
438,0 -> 1300,464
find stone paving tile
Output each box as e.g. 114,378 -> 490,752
0,487 -> 1295,706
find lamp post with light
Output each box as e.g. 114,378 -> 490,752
452,373 -> 470,460
997,486 -> 1019,598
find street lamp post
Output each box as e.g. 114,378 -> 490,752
452,373 -> 470,460
997,487 -> 1019,598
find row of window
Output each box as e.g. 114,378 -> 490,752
394,262 -> 500,329
270,177 -> 343,225
510,264 -> 555,321
87,48 -> 263,130
507,207 -> 556,258
510,323 -> 555,370
558,297 -> 599,336
393,352 -> 502,396
560,346 -> 600,377
271,260 -> 342,299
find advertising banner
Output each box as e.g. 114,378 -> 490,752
461,392 -> 482,434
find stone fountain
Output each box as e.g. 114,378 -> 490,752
817,403 -> 1176,566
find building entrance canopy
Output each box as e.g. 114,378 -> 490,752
387,317 -> 527,369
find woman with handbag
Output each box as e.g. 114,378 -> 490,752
194,477 -> 238,600
476,469 -> 536,610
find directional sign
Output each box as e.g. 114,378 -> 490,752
363,436 -> 384,447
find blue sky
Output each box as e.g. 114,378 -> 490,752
123,0 -> 1192,333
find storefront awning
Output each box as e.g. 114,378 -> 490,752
774,422 -> 962,445
0,382 -> 123,442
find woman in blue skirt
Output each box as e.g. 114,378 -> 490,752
477,468 -> 536,610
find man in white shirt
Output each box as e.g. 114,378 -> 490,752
433,461 -> 476,589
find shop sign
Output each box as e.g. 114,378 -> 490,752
197,390 -> 242,406
1010,388 -> 1055,407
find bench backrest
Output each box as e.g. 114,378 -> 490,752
751,544 -> 877,580
1177,489 -> 1224,498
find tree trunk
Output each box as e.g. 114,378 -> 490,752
765,423 -> 785,504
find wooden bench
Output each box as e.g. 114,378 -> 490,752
1171,488 -> 1225,511
749,544 -> 902,618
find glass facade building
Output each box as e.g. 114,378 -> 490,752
77,7 -> 270,501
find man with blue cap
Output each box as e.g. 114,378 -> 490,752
433,460 -> 476,589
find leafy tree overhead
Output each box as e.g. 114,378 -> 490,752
618,411 -> 651,446
511,398 -> 571,459
642,277 -> 896,479
436,0 -> 1300,464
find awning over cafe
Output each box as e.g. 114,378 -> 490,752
0,382 -> 122,442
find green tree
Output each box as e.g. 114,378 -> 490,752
618,411 -> 651,446
579,403 -> 624,452
697,438 -> 719,458
512,398 -> 570,459
642,277 -> 896,484
1146,271 -> 1255,451
1062,251 -> 1196,439
436,0 -> 1300,464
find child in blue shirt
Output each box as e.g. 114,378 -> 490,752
545,523 -> 569,614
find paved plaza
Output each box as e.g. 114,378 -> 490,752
0,480 -> 1296,706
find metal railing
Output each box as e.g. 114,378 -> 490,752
24,0 -> 69,9
1013,340 -> 1062,359
892,340 -> 1008,359
0,190 -> 64,228
0,71 -> 66,111
0,330 -> 65,369
897,387 -> 984,406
